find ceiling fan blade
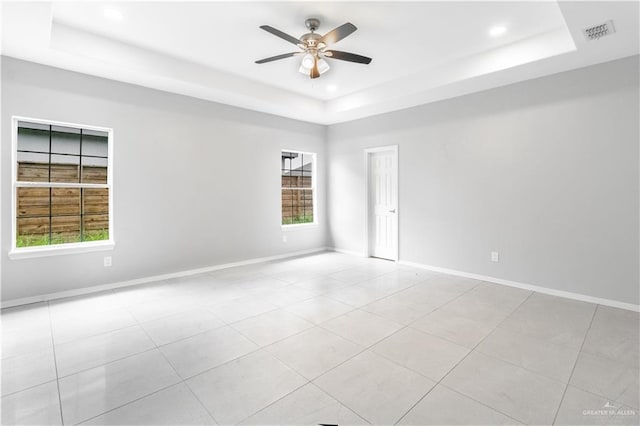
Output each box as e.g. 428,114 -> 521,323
319,22 -> 357,45
310,55 -> 320,79
324,50 -> 372,64
259,25 -> 301,46
255,52 -> 301,64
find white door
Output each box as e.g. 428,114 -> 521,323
367,148 -> 398,260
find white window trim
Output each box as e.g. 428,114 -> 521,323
9,116 -> 115,260
280,149 -> 317,229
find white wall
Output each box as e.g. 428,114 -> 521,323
1,57 -> 327,301
327,55 -> 639,306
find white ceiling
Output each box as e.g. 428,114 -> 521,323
2,1 -> 639,125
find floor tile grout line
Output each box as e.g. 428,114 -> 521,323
472,340 -> 580,388
143,302 -> 314,349
389,285 -> 500,424
320,279 -> 427,310
579,343 -> 640,370
350,279 -> 472,326
51,321 -> 139,346
551,303 -> 599,425
227,315 -> 315,349
307,381 -> 373,425
280,298 -> 359,324
318,276 -> 484,367
182,379 -> 222,425
72,382 -> 181,425
316,309 -> 406,339
439,383 -> 525,425
177,311 -> 369,383
233,378 -> 373,426
121,298 -> 234,347
177,336 -> 293,382
0,378 -> 60,399
49,295 -> 170,345
118,299 -> 219,424
305,300 -> 455,425
405,283 -> 580,381
54,345 -> 158,380
393,290 -> 535,426
233,380 -> 312,425
292,284 -> 487,424
213,305 -> 282,327
50,298 -> 197,378
372,316 -> 557,388
188,266 -> 359,417
550,380 -> 640,413
52,322 -> 148,348
299,331 -> 404,423
46,300 -> 66,426
53,300 -> 201,424
128,307 -> 223,426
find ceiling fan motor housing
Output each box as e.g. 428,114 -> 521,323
301,32 -> 322,49
305,18 -> 320,32
302,18 -> 323,49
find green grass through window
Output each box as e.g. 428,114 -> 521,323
282,215 -> 314,225
16,229 -> 109,248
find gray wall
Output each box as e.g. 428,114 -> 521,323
327,55 -> 639,305
3,55 -> 638,306
1,57 -> 327,301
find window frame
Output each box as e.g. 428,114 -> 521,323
281,149 -> 317,229
9,116 -> 115,259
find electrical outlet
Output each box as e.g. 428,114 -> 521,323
491,251 -> 499,262
104,256 -> 112,267
282,234 -> 287,243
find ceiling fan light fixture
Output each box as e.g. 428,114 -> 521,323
301,53 -> 315,69
317,58 -> 330,75
298,63 -> 311,75
299,54 -> 329,77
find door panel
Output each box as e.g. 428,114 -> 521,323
368,149 -> 397,260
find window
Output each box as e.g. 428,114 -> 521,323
11,117 -> 113,257
281,150 -> 315,226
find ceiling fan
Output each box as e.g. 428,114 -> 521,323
255,18 -> 372,79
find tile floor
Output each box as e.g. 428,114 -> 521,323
1,252 -> 638,425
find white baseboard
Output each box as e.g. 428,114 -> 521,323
1,247 -> 328,309
5,248 -> 637,313
398,259 -> 640,313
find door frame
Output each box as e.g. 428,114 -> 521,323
364,145 -> 399,261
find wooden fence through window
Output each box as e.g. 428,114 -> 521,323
281,175 -> 313,222
16,162 -> 109,238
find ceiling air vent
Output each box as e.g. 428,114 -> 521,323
583,20 -> 615,41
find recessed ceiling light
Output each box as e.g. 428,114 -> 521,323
489,26 -> 507,37
103,8 -> 123,21
327,85 -> 337,92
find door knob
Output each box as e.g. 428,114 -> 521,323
389,209 -> 396,213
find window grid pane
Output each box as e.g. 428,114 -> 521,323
16,122 -> 108,185
15,121 -> 110,248
281,151 -> 314,225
